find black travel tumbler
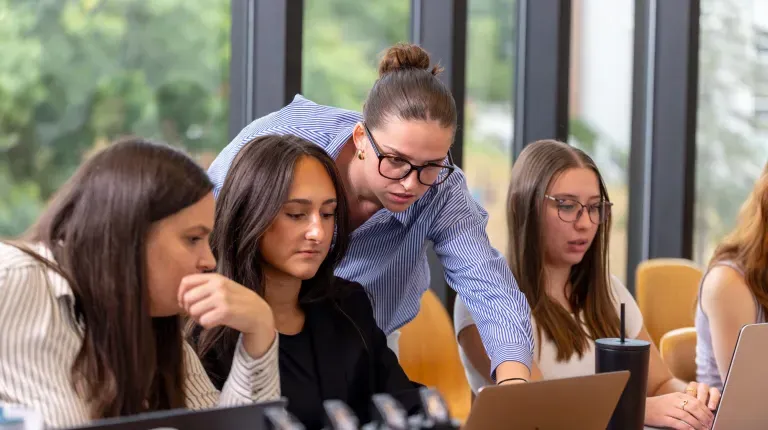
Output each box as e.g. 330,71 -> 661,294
595,303 -> 650,430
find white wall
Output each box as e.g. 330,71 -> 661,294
577,0 -> 634,146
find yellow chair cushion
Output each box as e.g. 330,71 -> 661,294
636,258 -> 702,347
399,290 -> 471,421
659,327 -> 697,382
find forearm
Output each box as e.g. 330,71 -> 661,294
242,329 -> 277,360
495,361 -> 531,383
440,245 -> 534,378
239,307 -> 277,359
430,178 -> 534,380
652,377 -> 687,396
446,277 -> 534,379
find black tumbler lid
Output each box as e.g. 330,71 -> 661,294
595,338 -> 651,351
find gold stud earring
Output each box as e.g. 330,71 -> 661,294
356,150 -> 366,160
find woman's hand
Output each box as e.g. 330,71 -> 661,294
684,381 -> 721,411
178,273 -> 276,358
645,392 -> 713,429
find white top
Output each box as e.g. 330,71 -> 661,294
0,243 -> 281,429
454,275 -> 643,393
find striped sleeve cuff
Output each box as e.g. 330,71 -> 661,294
219,332 -> 280,405
488,343 -> 533,382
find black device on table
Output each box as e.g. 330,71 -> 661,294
323,388 -> 458,430
66,400 -> 286,430
64,388 -> 457,430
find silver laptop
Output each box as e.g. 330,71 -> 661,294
463,371 -> 629,430
712,322 -> 768,429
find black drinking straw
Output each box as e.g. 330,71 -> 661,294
620,302 -> 626,343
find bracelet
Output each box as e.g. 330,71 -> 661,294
497,377 -> 528,385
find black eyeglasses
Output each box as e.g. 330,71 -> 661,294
363,123 -> 455,187
544,195 -> 613,225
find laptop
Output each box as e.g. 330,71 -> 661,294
712,322 -> 768,430
67,400 -> 286,430
463,371 -> 629,430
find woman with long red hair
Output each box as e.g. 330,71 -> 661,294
696,162 -> 768,390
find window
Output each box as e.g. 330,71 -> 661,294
568,0 -> 634,282
755,27 -> 768,57
463,0 -> 516,255
0,0 -> 231,237
693,0 -> 768,265
302,0 -> 409,111
756,96 -> 768,126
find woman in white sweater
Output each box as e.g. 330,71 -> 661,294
0,138 -> 280,428
455,140 -> 720,430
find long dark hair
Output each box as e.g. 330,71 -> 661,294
7,137 -> 212,419
193,134 -> 351,365
507,140 -> 618,361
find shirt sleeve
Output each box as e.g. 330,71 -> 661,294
0,264 -> 91,428
184,333 -> 280,409
608,275 -> 644,339
428,172 -> 534,378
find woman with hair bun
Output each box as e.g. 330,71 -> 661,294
208,43 -> 534,386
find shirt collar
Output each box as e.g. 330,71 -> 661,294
327,124 -> 356,160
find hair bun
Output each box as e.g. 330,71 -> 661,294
378,43 -> 443,77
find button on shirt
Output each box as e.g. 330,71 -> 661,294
208,95 -> 534,373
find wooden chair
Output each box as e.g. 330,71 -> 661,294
635,258 -> 703,347
659,327 -> 698,382
398,289 -> 471,421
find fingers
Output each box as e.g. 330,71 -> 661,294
695,382 -> 710,405
679,395 -> 714,429
187,296 -> 219,320
686,381 -> 720,412
707,387 -> 721,410
179,274 -> 267,333
658,414 -> 695,430
196,307 -> 227,329
177,273 -> 215,304
180,283 -> 215,312
685,381 -> 699,399
669,406 -> 706,430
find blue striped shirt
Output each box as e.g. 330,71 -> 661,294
208,95 -> 534,374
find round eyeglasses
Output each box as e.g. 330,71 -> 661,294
545,195 -> 613,224
363,123 -> 455,187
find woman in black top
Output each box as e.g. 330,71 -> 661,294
189,134 -> 421,429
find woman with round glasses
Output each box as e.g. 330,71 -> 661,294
454,140 -> 721,430
208,43 -> 534,385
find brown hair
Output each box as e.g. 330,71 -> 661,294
709,161 -> 768,316
507,140 -> 618,361
6,137 -> 213,419
191,134 -> 352,387
363,43 -> 456,130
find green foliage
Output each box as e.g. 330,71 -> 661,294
0,0 -> 519,240
693,0 -> 768,263
0,0 -> 231,237
302,0 -> 410,110
465,0 -> 516,103
568,118 -> 599,154
302,0 -> 516,110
